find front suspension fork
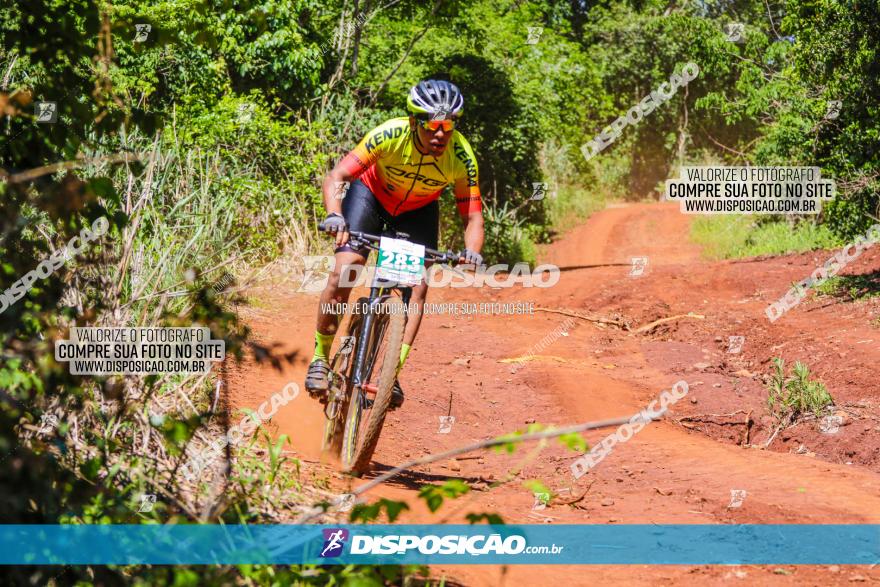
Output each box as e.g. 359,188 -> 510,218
349,286 -> 413,404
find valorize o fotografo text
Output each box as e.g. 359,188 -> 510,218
321,301 -> 535,316
55,327 -> 225,375
665,167 -> 836,215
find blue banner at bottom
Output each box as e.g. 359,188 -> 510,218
1,525 -> 878,565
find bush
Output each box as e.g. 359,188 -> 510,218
766,358 -> 834,426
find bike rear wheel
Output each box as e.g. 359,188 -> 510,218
341,296 -> 405,474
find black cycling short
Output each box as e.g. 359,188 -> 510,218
337,179 -> 439,258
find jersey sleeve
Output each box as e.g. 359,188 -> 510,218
337,119 -> 402,179
451,133 -> 482,217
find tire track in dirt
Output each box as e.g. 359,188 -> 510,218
229,202 -> 880,585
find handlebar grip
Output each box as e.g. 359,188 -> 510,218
318,219 -> 348,233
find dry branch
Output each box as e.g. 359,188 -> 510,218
1,152 -> 142,184
633,312 -> 705,333
534,306 -> 629,330
294,413 -> 663,523
553,481 -> 594,507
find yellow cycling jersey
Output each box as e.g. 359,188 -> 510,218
339,117 -> 482,217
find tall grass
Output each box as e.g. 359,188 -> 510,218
691,215 -> 843,260
546,183 -> 607,234
542,135 -> 609,226
42,98 -> 331,521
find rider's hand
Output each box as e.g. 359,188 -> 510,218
460,249 -> 483,266
323,213 -> 349,247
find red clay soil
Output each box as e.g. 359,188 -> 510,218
227,202 -> 880,586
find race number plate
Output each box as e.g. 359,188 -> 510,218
376,237 -> 425,286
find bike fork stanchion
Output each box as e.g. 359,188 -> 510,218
351,290 -> 380,388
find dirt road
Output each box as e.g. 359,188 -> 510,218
228,202 -> 880,585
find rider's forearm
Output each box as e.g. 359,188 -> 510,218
323,151 -> 367,215
322,168 -> 350,216
462,212 -> 484,254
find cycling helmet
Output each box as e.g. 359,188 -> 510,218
406,79 -> 464,119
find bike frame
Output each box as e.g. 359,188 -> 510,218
351,280 -> 412,389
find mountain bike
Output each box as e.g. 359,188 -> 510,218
317,223 -> 459,474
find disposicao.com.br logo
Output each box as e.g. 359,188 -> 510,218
297,257 -> 560,293
320,531 -> 563,557
320,528 -> 349,558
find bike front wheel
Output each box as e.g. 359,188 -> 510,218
322,297 -> 368,458
341,296 -> 406,475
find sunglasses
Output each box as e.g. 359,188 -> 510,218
417,118 -> 456,132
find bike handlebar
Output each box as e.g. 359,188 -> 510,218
318,222 -> 461,264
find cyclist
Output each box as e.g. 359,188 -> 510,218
305,79 -> 485,408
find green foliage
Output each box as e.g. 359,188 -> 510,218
490,423 -> 548,454
465,512 -> 505,524
418,479 -> 470,513
579,3 -> 743,198
111,0 -> 327,108
357,0 -> 606,258
350,498 -> 410,523
233,563 -> 429,586
491,434 -> 520,455
558,431 -> 588,453
523,479 -> 552,505
3,0 -> 879,582
694,0 -> 880,240
0,1 -> 310,582
691,215 -> 843,259
477,199 -> 540,266
170,93 -> 329,257
813,271 -> 880,302
766,357 -> 834,425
